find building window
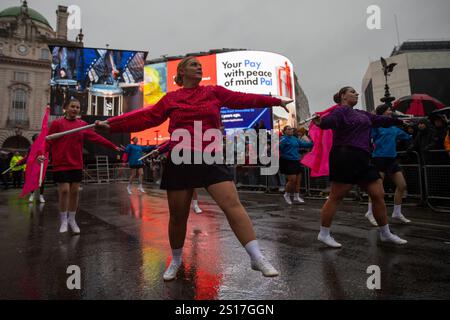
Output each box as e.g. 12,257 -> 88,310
364,80 -> 375,112
14,71 -> 28,82
40,48 -> 49,60
11,89 -> 27,121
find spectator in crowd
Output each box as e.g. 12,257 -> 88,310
407,118 -> 437,165
445,127 -> 450,159
405,124 -> 417,139
10,151 -> 25,188
429,114 -> 448,149
397,124 -> 416,152
297,127 -> 310,142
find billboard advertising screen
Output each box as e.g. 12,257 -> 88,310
49,46 -> 148,117
137,50 -> 295,145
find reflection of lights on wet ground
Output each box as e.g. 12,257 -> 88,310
141,247 -> 165,284
131,189 -> 223,299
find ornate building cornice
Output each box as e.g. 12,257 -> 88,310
0,55 -> 50,68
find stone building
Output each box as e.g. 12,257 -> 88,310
0,1 -> 82,152
362,40 -> 450,112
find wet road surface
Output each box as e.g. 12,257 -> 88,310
1,183 -> 450,299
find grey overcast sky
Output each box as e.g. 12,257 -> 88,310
4,0 -> 450,113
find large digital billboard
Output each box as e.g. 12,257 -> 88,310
49,46 -> 148,117
136,50 -> 296,145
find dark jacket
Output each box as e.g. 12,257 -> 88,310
408,120 -> 438,164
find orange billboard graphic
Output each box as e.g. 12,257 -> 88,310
167,54 -> 217,92
137,55 -> 218,145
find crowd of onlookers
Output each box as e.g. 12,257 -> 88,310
235,111 -> 450,190
400,114 -> 450,164
288,112 -> 450,165
1,110 -> 449,192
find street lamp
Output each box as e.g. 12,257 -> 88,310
155,130 -> 160,145
380,57 -> 397,107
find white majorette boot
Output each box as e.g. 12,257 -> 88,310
251,256 -> 279,277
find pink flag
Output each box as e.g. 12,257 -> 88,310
21,106 -> 50,197
301,105 -> 339,177
122,152 -> 128,163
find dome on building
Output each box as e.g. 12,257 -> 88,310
0,4 -> 51,27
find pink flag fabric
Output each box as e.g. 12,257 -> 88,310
21,106 -> 50,197
122,152 -> 128,163
300,105 -> 339,177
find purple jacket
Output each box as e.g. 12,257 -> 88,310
319,105 -> 402,153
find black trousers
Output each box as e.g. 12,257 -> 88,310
12,171 -> 22,188
0,172 -> 9,189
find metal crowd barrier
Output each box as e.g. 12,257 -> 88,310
232,164 -> 309,193
423,150 -> 450,212
39,148 -> 450,214
83,163 -> 132,183
307,168 -> 330,198
379,151 -> 423,203
234,165 -> 270,191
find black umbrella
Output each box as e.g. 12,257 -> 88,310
431,106 -> 450,117
393,94 -> 445,117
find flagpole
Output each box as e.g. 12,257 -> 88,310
39,162 -> 44,187
1,166 -> 13,175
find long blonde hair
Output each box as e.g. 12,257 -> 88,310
174,56 -> 197,87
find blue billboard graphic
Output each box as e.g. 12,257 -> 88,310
220,107 -> 273,131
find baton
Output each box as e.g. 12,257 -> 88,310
298,114 -> 319,125
138,149 -> 159,161
46,121 -> 108,140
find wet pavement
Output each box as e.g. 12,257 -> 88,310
1,183 -> 450,300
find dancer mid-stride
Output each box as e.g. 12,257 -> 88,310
279,125 -> 313,204
313,87 -> 408,248
39,97 -> 121,234
124,137 -> 156,195
96,56 -> 292,280
365,104 -> 412,226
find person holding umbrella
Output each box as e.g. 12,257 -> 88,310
365,104 -> 412,226
407,118 -> 437,165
